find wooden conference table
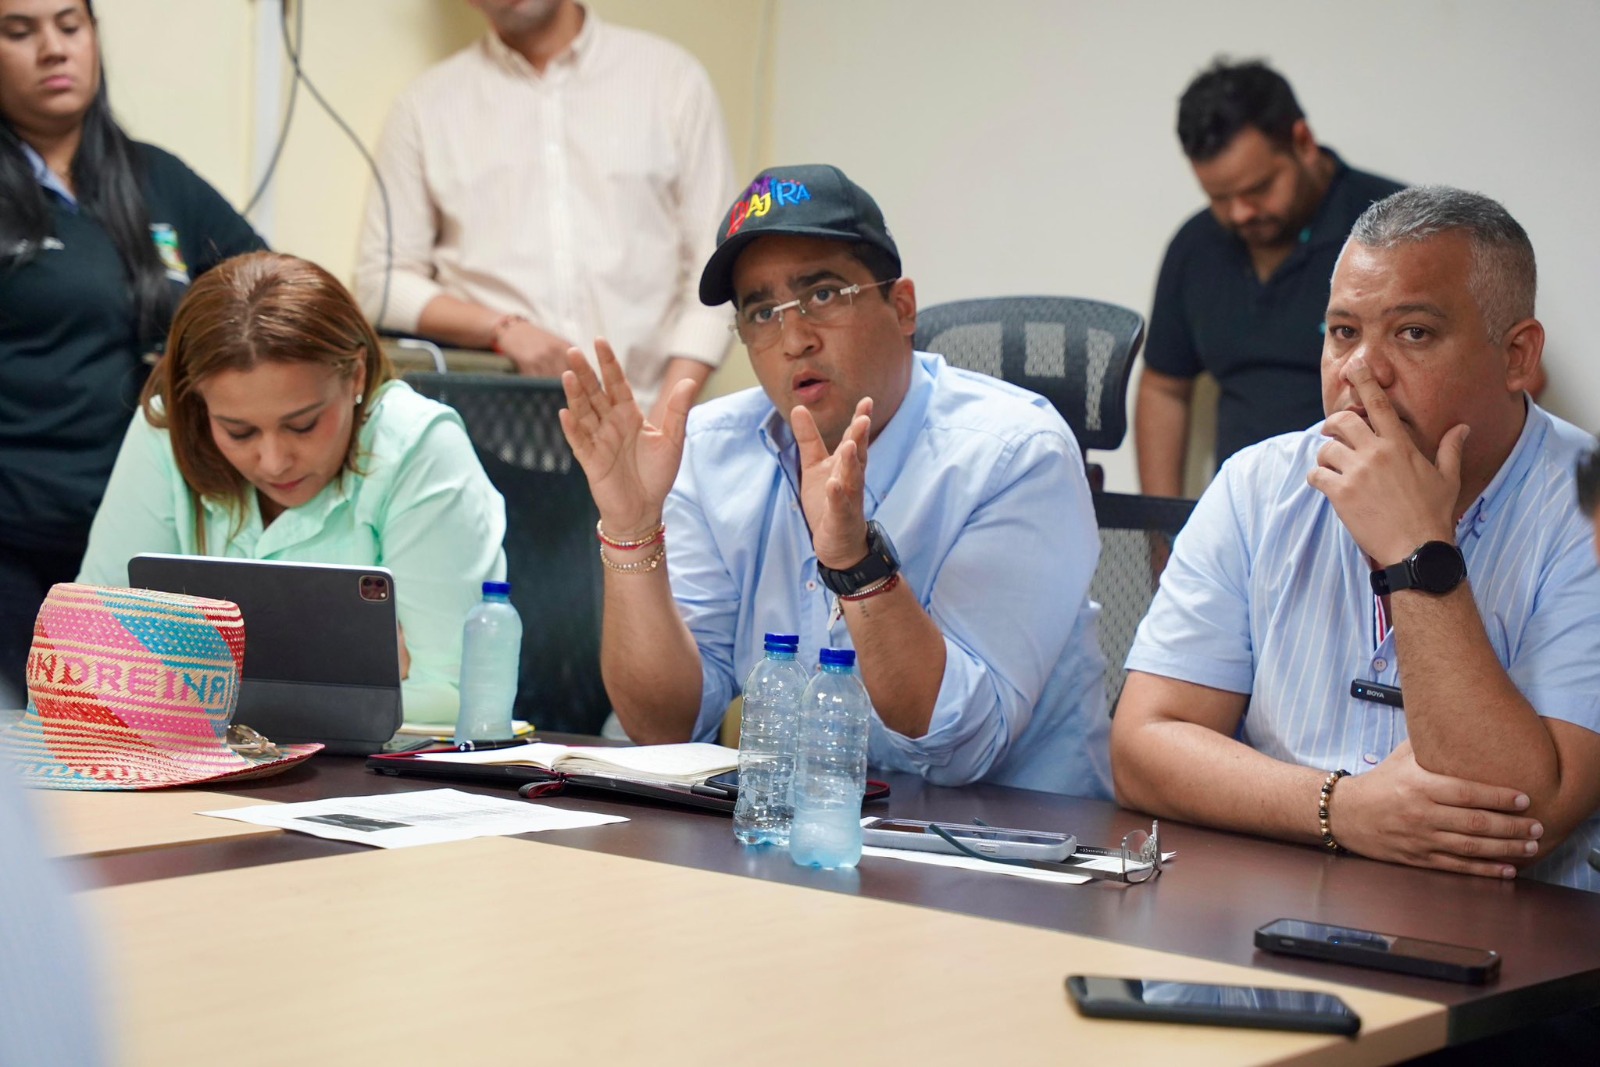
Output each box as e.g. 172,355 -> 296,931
56,744 -> 1600,1066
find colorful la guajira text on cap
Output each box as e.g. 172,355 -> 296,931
698,163 -> 901,307
0,583 -> 321,790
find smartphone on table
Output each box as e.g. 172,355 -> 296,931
859,816 -> 1075,861
1254,918 -> 1500,984
1065,975 -> 1360,1036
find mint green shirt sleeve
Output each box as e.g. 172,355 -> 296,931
78,412 -> 186,587
375,414 -> 507,725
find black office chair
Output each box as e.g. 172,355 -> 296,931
404,373 -> 609,733
1090,491 -> 1196,713
914,297 -> 1146,473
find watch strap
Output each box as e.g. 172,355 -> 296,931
818,521 -> 900,597
1370,541 -> 1465,597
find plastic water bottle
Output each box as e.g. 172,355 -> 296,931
733,633 -> 807,846
454,581 -> 523,742
790,647 -> 871,869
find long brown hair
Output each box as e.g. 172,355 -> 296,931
141,252 -> 394,542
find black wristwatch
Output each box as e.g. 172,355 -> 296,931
1370,541 -> 1466,596
817,520 -> 901,597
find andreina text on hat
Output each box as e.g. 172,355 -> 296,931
27,648 -> 237,710
726,176 -> 813,237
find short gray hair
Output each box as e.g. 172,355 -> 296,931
1346,186 -> 1536,340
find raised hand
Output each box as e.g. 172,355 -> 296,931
1308,356 -> 1466,565
793,397 -> 873,569
558,338 -> 695,538
1332,741 -> 1541,879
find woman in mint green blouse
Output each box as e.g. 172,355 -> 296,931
79,252 -> 506,725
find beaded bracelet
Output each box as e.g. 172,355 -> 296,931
600,541 -> 666,574
1319,769 -> 1350,853
595,519 -> 665,551
839,572 -> 901,603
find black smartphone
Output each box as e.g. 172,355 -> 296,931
1255,918 -> 1500,984
1065,975 -> 1360,1036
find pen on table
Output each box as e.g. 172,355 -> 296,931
454,737 -> 536,752
689,782 -> 738,800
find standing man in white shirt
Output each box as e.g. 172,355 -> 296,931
355,0 -> 735,422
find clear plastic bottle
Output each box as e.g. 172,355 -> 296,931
453,581 -> 522,742
790,647 -> 871,869
733,633 -> 807,846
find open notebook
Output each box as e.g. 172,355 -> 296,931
366,742 -> 748,814
366,741 -> 891,814
414,742 -> 739,786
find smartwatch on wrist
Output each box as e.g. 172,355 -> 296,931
1369,540 -> 1466,596
817,521 -> 901,597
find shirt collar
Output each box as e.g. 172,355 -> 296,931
1458,397 -> 1546,531
1300,147 -> 1356,249
21,141 -> 77,209
483,4 -> 598,80
756,351 -> 934,513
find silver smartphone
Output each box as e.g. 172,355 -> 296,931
860,817 -> 1075,861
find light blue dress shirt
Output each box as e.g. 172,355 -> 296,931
666,351 -> 1111,797
1128,402 -> 1600,891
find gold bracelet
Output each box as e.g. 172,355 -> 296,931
600,541 -> 666,574
1319,769 -> 1350,853
596,519 -> 665,550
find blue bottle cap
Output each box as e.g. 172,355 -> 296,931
763,632 -> 800,651
818,647 -> 856,667
482,581 -> 512,596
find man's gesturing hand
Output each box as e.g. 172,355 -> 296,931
1309,356 -> 1467,565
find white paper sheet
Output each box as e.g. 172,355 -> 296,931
859,845 -> 1093,884
197,789 -> 626,849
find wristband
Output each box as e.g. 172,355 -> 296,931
596,520 -> 665,551
838,572 -> 901,603
1319,769 -> 1350,854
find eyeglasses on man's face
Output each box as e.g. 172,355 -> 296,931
729,278 -> 898,348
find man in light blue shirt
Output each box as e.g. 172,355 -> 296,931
558,164 -> 1109,795
1114,186 -> 1600,891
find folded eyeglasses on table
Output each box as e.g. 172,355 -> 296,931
926,818 -> 1165,884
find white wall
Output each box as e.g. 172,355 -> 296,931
765,0 -> 1600,492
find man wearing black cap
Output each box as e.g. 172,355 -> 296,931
558,165 -> 1111,795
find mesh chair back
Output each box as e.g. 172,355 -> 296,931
1090,491 -> 1196,713
914,296 -> 1144,452
405,374 -> 608,733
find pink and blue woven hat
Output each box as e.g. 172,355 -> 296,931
0,583 -> 321,789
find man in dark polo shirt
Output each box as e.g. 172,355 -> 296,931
1134,59 -> 1402,497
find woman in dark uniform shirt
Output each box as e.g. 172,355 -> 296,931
0,0 -> 263,697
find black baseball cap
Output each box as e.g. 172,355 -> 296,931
697,164 -> 901,307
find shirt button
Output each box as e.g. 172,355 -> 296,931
1363,753 -> 1380,765
806,580 -> 816,591
790,501 -> 798,511
1372,658 -> 1387,672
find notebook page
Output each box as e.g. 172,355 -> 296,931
553,743 -> 739,784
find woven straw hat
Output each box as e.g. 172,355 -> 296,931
0,583 -> 321,789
